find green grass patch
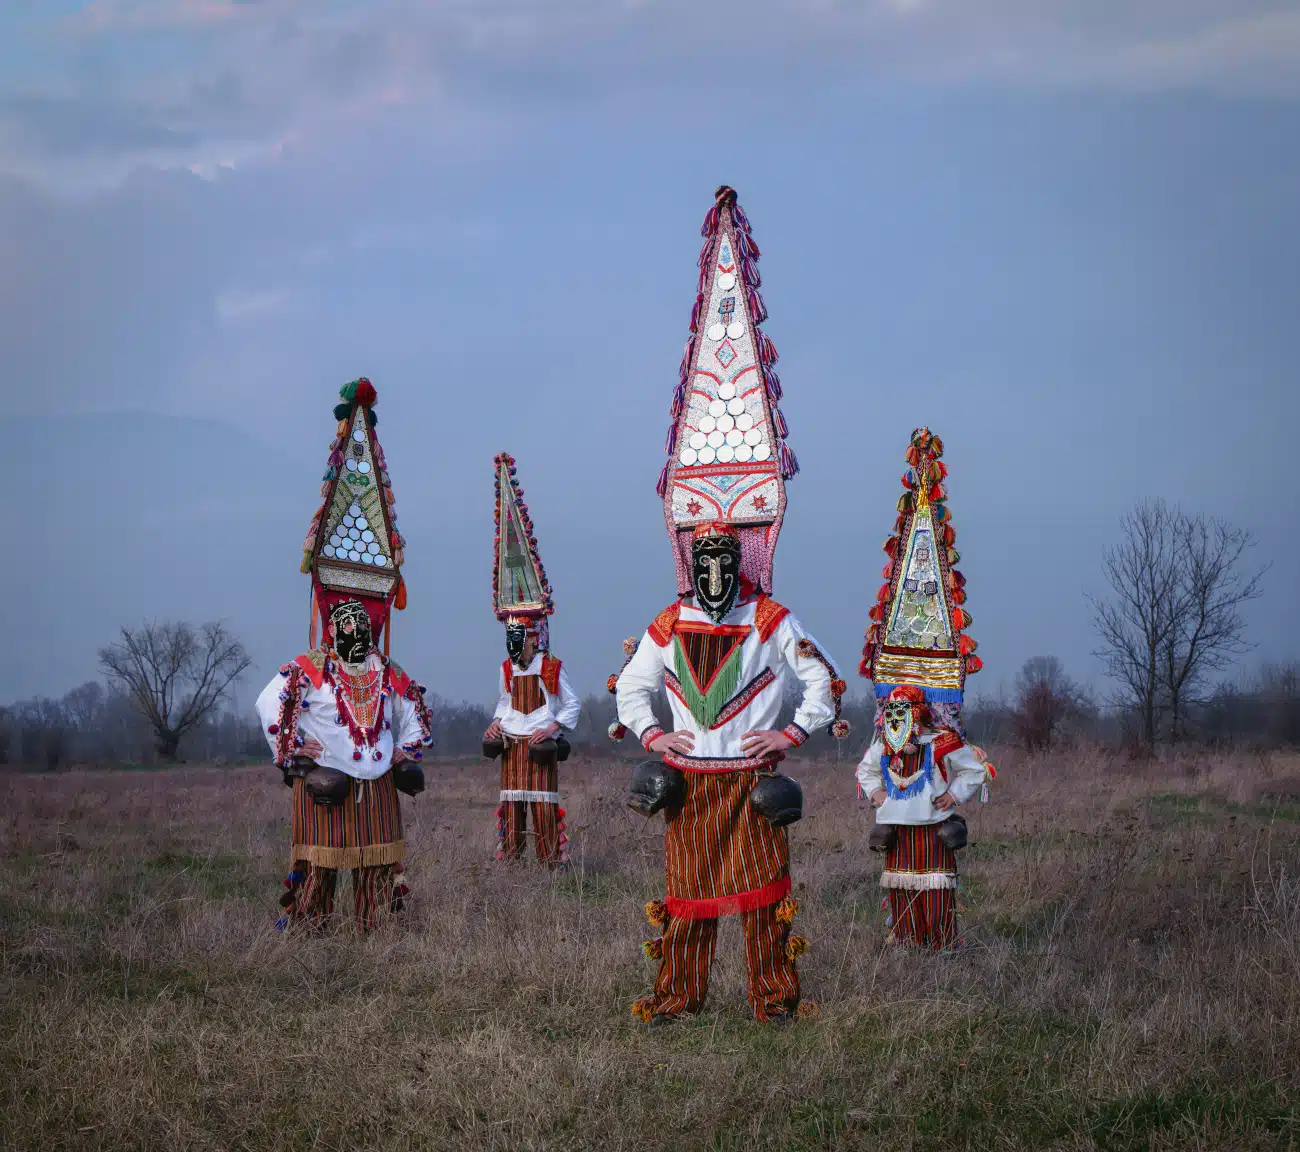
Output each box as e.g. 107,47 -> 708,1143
1089,1081 -> 1298,1151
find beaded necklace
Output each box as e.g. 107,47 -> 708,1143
325,652 -> 389,761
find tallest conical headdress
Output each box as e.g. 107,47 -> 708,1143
657,186 -> 799,595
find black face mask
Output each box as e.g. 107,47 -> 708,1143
505,624 -> 529,664
692,536 -> 742,623
331,603 -> 373,665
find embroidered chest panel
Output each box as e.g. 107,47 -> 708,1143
669,622 -> 750,729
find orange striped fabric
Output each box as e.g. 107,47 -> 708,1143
498,738 -> 563,866
289,862 -> 396,932
664,770 -> 790,918
290,772 -> 404,869
510,673 -> 544,714
885,824 -> 958,949
646,903 -> 799,1020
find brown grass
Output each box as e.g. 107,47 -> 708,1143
2,746 -> 1299,1151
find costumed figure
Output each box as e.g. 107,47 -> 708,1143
855,427 -> 995,950
481,453 -> 580,869
255,378 -> 432,932
615,187 -> 850,1024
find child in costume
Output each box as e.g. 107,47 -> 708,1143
616,187 -> 850,1024
255,379 -> 431,932
481,453 -> 581,868
856,428 -> 994,949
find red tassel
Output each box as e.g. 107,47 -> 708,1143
354,378 -> 378,408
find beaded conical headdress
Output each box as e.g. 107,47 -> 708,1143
492,452 -> 554,650
657,186 -> 799,595
300,378 -> 407,648
860,428 -> 981,706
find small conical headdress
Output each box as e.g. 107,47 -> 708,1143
300,378 -> 407,647
860,428 -> 981,705
492,452 -> 554,631
657,186 -> 798,595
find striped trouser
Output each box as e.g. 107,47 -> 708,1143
292,863 -> 396,932
497,739 -> 564,867
883,823 -> 958,950
650,902 -> 799,1021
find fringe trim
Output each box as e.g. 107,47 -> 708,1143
880,869 -> 956,891
499,789 -> 560,803
667,874 -> 791,920
291,840 -> 406,870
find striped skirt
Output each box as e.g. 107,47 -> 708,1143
664,769 -> 790,919
496,737 -> 566,865
881,822 -> 957,950
290,771 -> 404,870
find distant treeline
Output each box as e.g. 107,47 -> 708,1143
3,659 -> 1296,771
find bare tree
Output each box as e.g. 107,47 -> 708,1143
1089,500 -> 1183,752
99,621 -> 251,762
18,697 -> 69,770
1012,656 -> 1086,751
1161,516 -> 1265,741
1091,499 -> 1267,750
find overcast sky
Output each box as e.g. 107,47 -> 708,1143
2,0 -> 1297,711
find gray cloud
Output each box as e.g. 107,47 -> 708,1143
3,0 -> 1299,191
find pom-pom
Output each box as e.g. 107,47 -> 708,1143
796,638 -> 814,657
354,378 -> 377,407
622,636 -> 639,656
338,380 -> 358,403
644,900 -> 669,929
608,722 -> 628,741
831,719 -> 852,740
775,896 -> 799,925
606,674 -> 619,694
631,998 -> 655,1023
785,933 -> 809,961
831,679 -> 847,699
641,937 -> 664,960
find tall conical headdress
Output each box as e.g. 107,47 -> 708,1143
657,186 -> 799,595
860,428 -> 981,705
492,452 -> 554,641
301,378 -> 408,649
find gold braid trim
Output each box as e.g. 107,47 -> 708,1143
290,840 -> 406,870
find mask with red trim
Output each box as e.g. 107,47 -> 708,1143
882,686 -> 929,755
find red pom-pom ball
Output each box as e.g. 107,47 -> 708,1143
354,378 -> 378,408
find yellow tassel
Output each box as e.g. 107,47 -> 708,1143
631,998 -> 655,1023
785,933 -> 809,961
775,896 -> 799,925
644,900 -> 669,929
641,937 -> 664,960
797,1000 -> 820,1020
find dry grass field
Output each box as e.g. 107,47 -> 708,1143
2,746 -> 1299,1151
